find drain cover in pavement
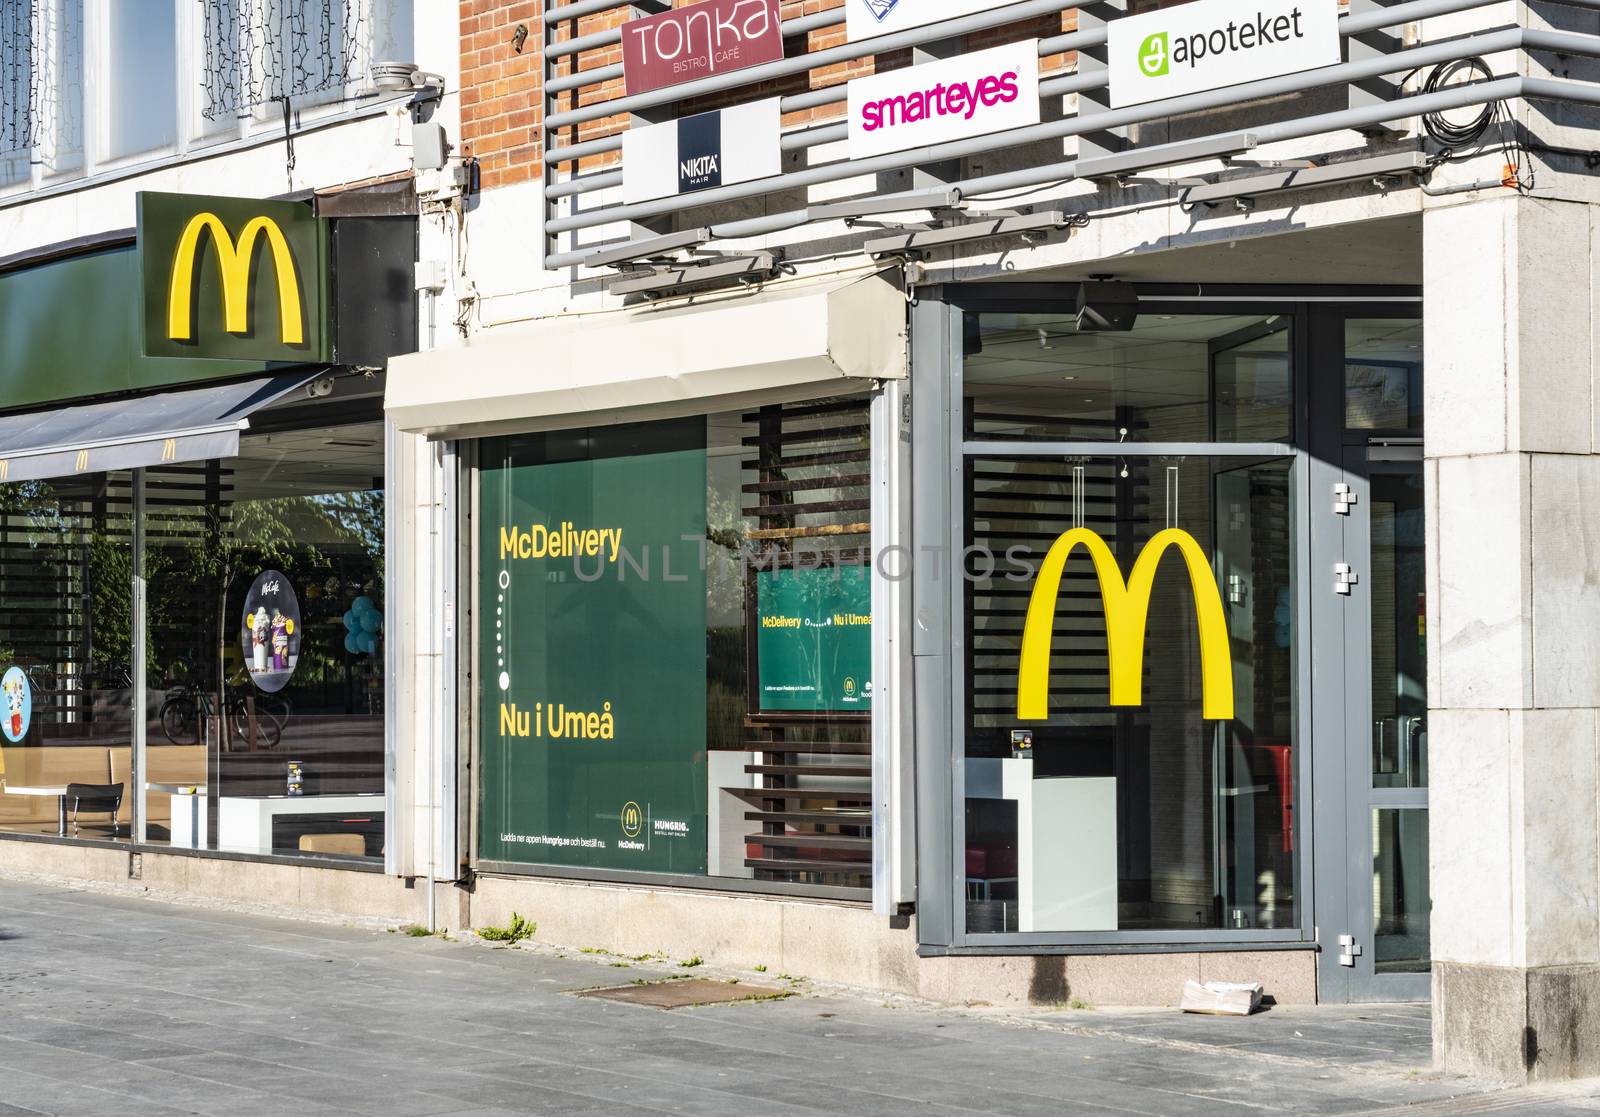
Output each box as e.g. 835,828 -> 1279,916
577,979 -> 787,1009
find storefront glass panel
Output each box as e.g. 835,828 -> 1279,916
0,473 -> 135,839
475,401 -> 874,897
963,452 -> 1297,934
964,313 -> 1292,443
1345,319 -> 1424,432
141,421 -> 387,859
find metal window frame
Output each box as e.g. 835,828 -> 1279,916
915,284 -> 1423,952
461,393 -> 897,905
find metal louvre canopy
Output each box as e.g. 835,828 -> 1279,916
541,0 -> 1600,270
0,371 -> 324,484
385,269 -> 906,438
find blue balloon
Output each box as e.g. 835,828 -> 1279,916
352,596 -> 375,616
344,631 -> 361,655
360,611 -> 381,634
343,609 -> 359,631
359,633 -> 378,655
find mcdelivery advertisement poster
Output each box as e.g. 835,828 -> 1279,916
478,439 -> 709,874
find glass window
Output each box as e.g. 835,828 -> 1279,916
1,1 -> 34,189
1373,808 -> 1430,973
32,0 -> 85,182
964,312 -> 1292,444
141,421 -> 387,860
106,1 -> 177,161
0,474 -> 135,841
199,0 -> 416,129
963,454 -> 1296,934
1369,463 -> 1427,789
1346,319 -> 1423,431
477,401 -> 873,896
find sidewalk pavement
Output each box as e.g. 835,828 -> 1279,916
0,875 -> 1597,1116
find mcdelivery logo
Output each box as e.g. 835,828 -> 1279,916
1138,6 -> 1309,76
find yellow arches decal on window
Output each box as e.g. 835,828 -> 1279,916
1016,527 -> 1235,722
167,212 -> 304,345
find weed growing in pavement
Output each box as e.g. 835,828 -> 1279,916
478,913 -> 536,943
679,955 -> 704,968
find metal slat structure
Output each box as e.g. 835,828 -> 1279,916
541,0 -> 1600,275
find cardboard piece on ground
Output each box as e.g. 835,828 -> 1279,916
1180,979 -> 1264,1016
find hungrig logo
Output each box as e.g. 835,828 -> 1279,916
1142,6 -> 1308,75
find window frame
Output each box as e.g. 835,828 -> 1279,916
925,286 -> 1344,952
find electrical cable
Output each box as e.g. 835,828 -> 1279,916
1419,57 -> 1499,149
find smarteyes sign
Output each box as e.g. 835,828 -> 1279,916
847,39 -> 1040,160
1107,0 -> 1340,109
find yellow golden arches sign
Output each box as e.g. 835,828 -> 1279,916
161,438 -> 178,462
1016,527 -> 1235,722
167,212 -> 304,346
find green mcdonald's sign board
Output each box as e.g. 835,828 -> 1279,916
477,421 -> 708,875
755,565 -> 872,714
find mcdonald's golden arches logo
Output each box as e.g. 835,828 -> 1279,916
74,450 -> 89,473
161,438 -> 178,462
167,212 -> 304,345
620,801 -> 643,838
0,461 -> 10,482
1016,528 -> 1235,722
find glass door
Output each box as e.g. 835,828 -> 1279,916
1337,443 -> 1430,1000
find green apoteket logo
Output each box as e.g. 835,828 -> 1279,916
1139,32 -> 1170,77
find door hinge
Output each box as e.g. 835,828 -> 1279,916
1335,563 -> 1359,596
1334,483 -> 1359,515
1338,933 -> 1363,967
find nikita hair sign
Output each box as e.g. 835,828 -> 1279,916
1107,0 -> 1340,109
621,0 -> 784,96
847,40 -> 1040,160
622,100 -> 782,204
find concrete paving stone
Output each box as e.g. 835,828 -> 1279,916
0,877 -> 1545,1117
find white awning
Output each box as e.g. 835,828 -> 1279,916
385,269 -> 906,438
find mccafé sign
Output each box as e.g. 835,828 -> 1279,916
137,191 -> 329,363
621,0 -> 783,96
847,40 -> 1041,160
1016,528 -> 1236,722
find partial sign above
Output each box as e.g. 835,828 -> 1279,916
621,0 -> 784,96
623,100 -> 782,204
1107,0 -> 1341,109
846,0 -> 1015,43
847,40 -> 1040,160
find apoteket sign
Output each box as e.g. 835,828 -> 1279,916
1107,0 -> 1340,109
621,0 -> 784,96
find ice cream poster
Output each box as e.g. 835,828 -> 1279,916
241,571 -> 301,694
1,666 -> 32,743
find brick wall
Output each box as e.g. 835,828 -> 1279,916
460,0 -> 542,190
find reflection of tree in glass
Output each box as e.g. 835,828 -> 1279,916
154,492 -> 385,698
